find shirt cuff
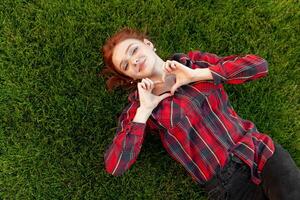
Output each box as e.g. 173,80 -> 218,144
128,121 -> 147,136
208,65 -> 225,85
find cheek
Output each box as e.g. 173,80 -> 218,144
147,56 -> 156,68
125,69 -> 137,78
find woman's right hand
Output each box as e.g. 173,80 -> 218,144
137,78 -> 172,111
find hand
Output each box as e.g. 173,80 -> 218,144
137,78 -> 172,111
162,60 -> 196,95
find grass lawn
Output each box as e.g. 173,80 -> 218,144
0,0 -> 299,199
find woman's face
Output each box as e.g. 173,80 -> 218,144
112,38 -> 157,80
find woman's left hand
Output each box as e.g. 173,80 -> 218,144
162,60 -> 197,95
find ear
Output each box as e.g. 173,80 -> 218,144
143,38 -> 154,49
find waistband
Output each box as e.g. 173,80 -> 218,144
203,153 -> 248,191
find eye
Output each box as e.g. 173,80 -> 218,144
132,47 -> 138,54
124,63 -> 128,71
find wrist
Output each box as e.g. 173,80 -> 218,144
192,68 -> 213,82
138,106 -> 153,115
132,107 -> 153,123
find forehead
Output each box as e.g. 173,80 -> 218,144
112,38 -> 142,68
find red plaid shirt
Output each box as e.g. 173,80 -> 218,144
104,51 -> 275,185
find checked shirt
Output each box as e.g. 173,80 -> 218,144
104,51 -> 275,185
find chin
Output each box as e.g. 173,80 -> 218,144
146,63 -> 155,74
144,69 -> 154,78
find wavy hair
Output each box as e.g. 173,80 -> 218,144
100,27 -> 149,92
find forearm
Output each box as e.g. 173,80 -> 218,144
104,101 -> 149,176
132,106 -> 153,124
104,123 -> 145,176
208,54 -> 268,84
187,51 -> 268,84
105,116 -> 147,176
191,68 -> 213,82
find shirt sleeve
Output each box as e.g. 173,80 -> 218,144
104,101 -> 147,176
183,51 -> 269,85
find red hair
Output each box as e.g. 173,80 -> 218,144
100,27 -> 148,92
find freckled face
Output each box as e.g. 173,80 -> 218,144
112,38 -> 157,80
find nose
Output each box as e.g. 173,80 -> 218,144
130,56 -> 139,66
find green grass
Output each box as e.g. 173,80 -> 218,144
0,0 -> 299,199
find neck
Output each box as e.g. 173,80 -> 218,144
148,57 -> 166,83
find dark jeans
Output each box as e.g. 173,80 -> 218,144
203,143 -> 300,200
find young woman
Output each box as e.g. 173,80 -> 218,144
101,27 -> 300,200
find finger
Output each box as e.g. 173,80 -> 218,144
158,92 -> 172,101
164,61 -> 173,73
146,78 -> 154,90
142,79 -> 150,90
166,64 -> 173,73
165,64 -> 172,72
162,70 -> 166,83
170,83 -> 180,95
145,78 -> 153,90
145,77 -> 153,84
170,61 -> 177,69
140,81 -> 147,90
145,79 -> 153,90
161,63 -> 167,82
153,80 -> 164,84
163,65 -> 171,75
137,82 -> 142,90
172,60 -> 185,69
167,60 -> 178,72
137,82 -> 145,92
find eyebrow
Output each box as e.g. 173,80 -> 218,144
119,43 -> 134,70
